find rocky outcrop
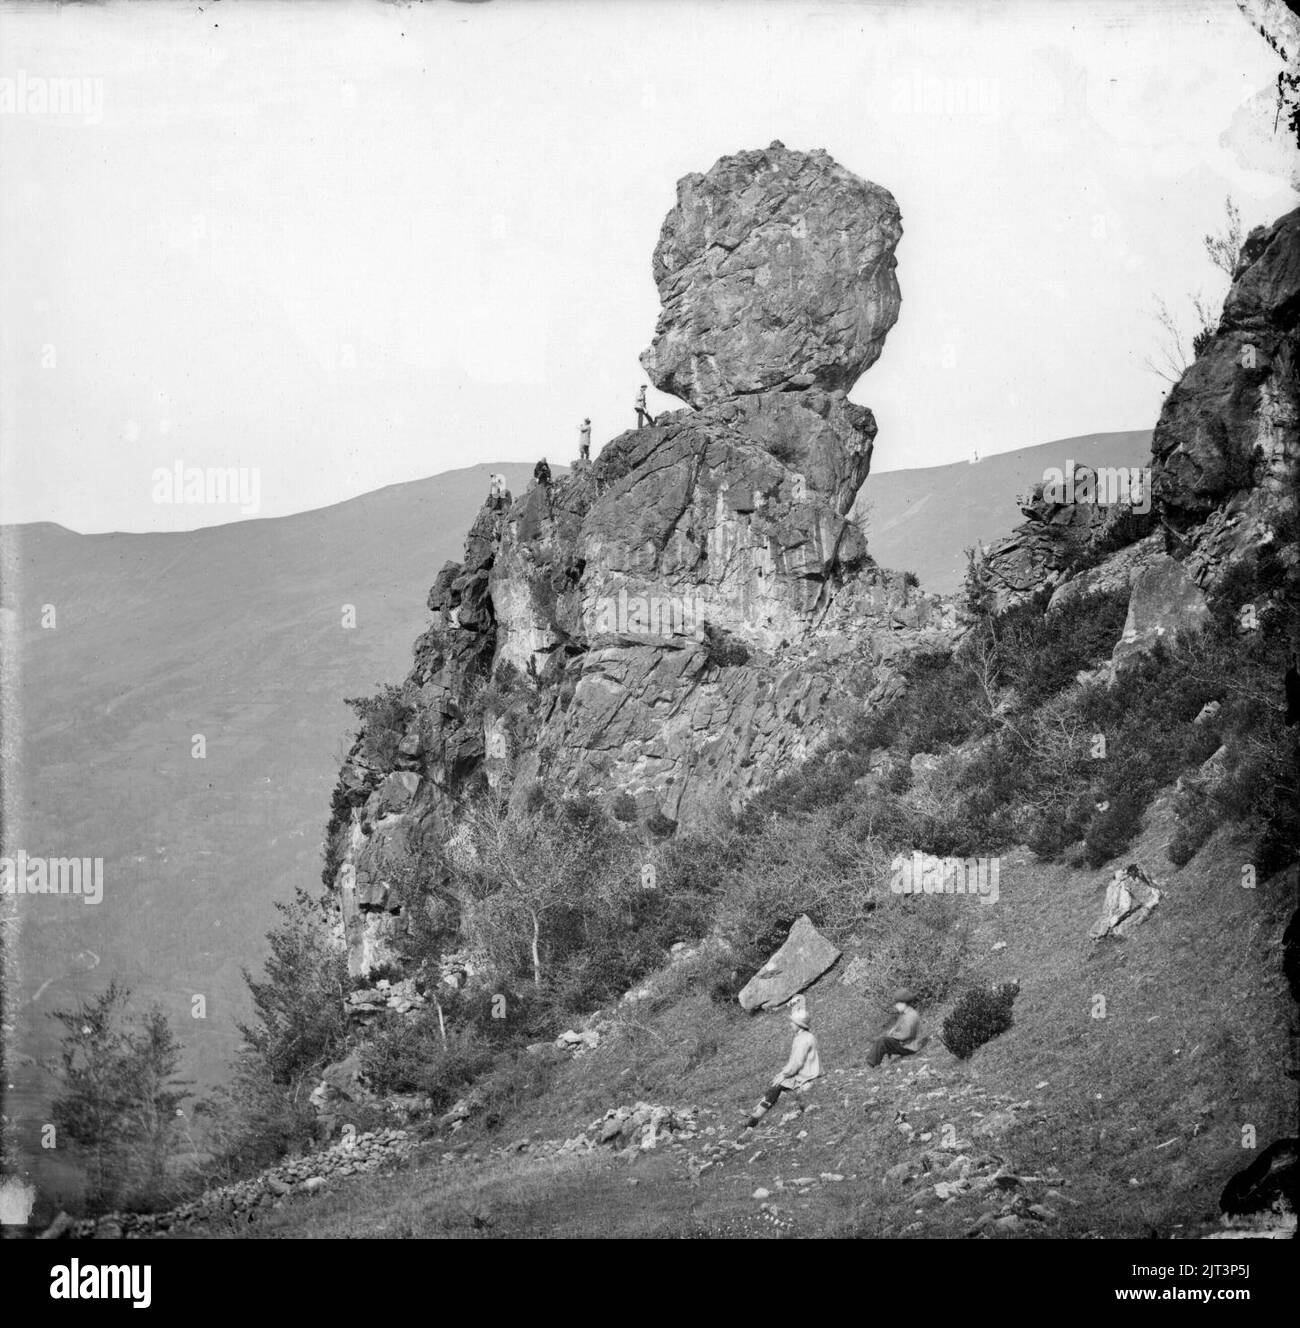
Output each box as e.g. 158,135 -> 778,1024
1111,554 -> 1211,667
1154,210 -> 1299,524
1150,209 -> 1299,603
1046,533 -> 1163,616
319,144 -> 959,979
641,141 -> 902,408
976,206 -> 1299,624
974,475 -> 1152,616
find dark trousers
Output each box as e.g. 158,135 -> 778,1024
747,1081 -> 799,1126
636,409 -> 655,428
867,1036 -> 915,1068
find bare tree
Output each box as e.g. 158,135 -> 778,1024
1204,196 -> 1245,278
1143,197 -> 1244,385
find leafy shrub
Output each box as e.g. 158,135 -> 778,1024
941,982 -> 1018,1059
239,890 -> 348,1089
1082,791 -> 1146,867
963,545 -> 995,619
344,683 -> 413,772
477,1054 -> 557,1131
1168,779 -> 1217,867
702,624 -> 751,669
991,587 -> 1131,711
611,791 -> 638,823
360,1016 -> 495,1105
196,1055 -> 319,1188
852,895 -> 972,1010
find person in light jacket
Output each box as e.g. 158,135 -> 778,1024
745,994 -> 821,1128
866,988 -> 925,1067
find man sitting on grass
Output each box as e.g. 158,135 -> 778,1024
867,988 -> 926,1067
745,994 -> 821,1129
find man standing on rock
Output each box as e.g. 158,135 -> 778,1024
578,418 -> 592,461
635,386 -> 654,428
745,994 -> 821,1128
867,989 -> 925,1068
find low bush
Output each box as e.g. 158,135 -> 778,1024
344,682 -> 413,772
942,982 -> 1019,1059
702,623 -> 751,669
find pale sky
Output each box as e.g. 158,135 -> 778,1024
1,0 -> 1296,532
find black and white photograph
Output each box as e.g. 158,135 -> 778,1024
2,0 -> 1298,1288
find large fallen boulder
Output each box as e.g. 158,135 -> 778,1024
738,914 -> 841,1011
1089,864 -> 1161,941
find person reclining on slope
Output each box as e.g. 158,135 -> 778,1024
866,989 -> 926,1068
745,994 -> 821,1129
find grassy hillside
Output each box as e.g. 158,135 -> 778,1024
192,807 -> 1295,1240
182,566 -> 1295,1240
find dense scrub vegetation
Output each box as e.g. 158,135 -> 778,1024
941,982 -> 1019,1060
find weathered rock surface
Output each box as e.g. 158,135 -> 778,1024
1111,554 -> 1211,666
738,914 -> 841,1011
1046,533 -> 1163,615
1146,209 -> 1299,607
1089,864 -> 1162,941
642,142 -> 902,408
318,145 -> 960,979
976,205 -> 1298,637
974,476 -> 1143,616
1154,208 -> 1299,526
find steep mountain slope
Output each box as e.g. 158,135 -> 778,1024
187,812 -> 1297,1241
2,464 -> 539,1118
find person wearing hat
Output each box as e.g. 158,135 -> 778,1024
745,994 -> 822,1129
867,989 -> 924,1068
635,386 -> 654,429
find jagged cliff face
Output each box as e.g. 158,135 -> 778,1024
1150,208 -> 1299,595
978,206 -> 1298,651
326,143 -> 957,978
